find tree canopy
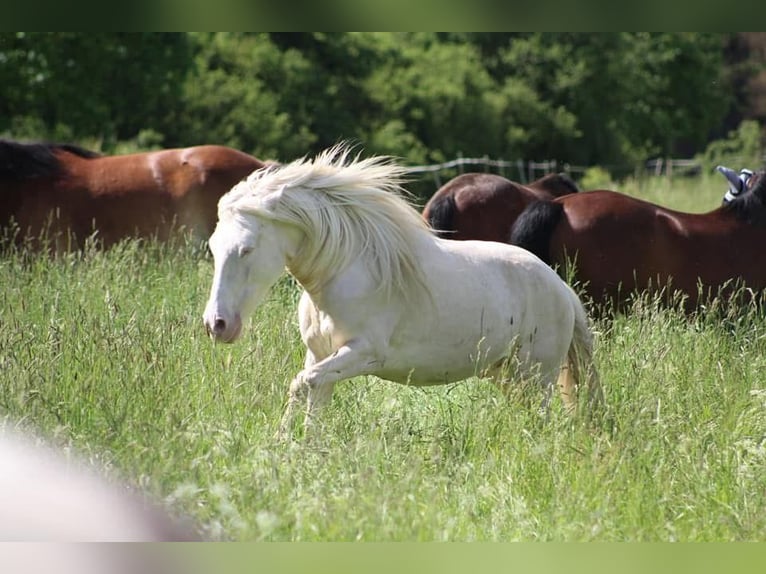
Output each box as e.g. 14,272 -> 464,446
1,32 -> 762,175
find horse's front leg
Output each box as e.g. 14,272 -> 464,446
276,378 -> 336,438
277,351 -> 316,439
280,341 -> 380,437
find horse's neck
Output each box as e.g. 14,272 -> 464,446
289,232 -> 435,311
295,259 -> 376,306
266,220 -> 305,281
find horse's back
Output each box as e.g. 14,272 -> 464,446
182,144 -> 267,170
433,238 -> 579,372
171,146 -> 269,239
515,189 -> 758,308
5,144 -> 270,248
424,173 -> 516,238
429,238 -> 578,328
66,145 -> 265,194
513,189 -> 659,255
423,173 -> 539,242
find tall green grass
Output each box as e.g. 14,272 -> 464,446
1,175 -> 764,541
611,172 -> 727,213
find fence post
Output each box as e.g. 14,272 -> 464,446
517,159 -> 526,183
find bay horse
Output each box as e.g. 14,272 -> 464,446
202,145 -> 601,437
509,170 -> 766,311
0,139 -> 271,250
422,171 -> 579,241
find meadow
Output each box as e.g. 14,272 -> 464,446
1,172 -> 765,541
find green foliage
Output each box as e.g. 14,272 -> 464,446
580,166 -> 615,190
363,34 -> 504,163
496,33 -> 729,167
697,119 -> 764,173
0,32 -> 191,150
166,32 -> 316,159
0,33 -> 751,169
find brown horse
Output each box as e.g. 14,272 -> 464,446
510,171 -> 766,311
0,139 -> 272,250
422,172 -> 579,241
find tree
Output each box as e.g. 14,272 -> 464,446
0,33 -> 192,148
0,32 -> 742,174
495,33 -> 730,168
362,33 -> 506,163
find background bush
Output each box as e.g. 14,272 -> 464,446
2,32 -> 764,177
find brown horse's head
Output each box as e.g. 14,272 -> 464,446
723,168 -> 766,227
717,165 -> 763,205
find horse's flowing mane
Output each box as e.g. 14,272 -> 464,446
219,144 -> 433,302
725,169 -> 766,227
0,139 -> 101,180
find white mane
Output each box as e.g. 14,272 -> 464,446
218,145 -> 433,302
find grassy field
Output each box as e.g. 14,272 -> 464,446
1,173 -> 765,541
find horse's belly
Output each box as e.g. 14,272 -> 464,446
373,365 -> 477,386
372,333 -> 515,386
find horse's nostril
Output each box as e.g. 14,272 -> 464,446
214,318 -> 226,333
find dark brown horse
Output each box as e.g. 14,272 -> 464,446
422,172 -> 579,241
510,171 -> 766,310
0,139 -> 272,250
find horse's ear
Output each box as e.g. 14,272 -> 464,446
260,185 -> 286,210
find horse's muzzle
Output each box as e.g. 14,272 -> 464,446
204,313 -> 242,343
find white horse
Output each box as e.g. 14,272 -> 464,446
203,145 -> 602,436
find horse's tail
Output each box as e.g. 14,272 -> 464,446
509,200 -> 564,265
423,193 -> 456,238
559,289 -> 603,414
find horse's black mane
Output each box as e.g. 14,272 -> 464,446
536,172 -> 580,194
724,168 -> 766,227
0,139 -> 101,180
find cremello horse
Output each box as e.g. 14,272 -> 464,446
203,145 -> 602,435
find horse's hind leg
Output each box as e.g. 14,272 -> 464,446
488,357 -> 540,410
489,356 -> 565,418
535,365 -> 567,417
556,365 -> 577,414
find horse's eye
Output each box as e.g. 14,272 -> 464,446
239,246 -> 253,258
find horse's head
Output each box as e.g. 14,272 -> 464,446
718,165 -> 759,205
203,210 -> 296,343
